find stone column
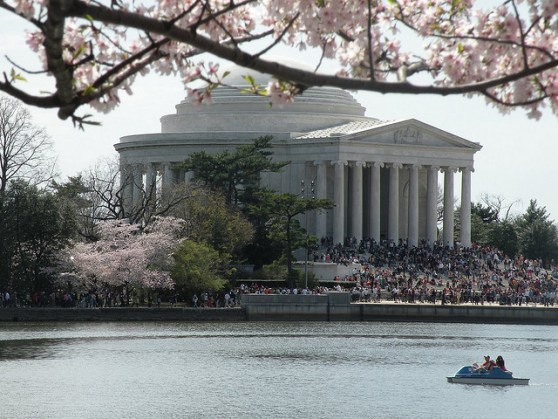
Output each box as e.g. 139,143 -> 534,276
132,164 -> 143,210
460,167 -> 473,248
443,167 -> 456,248
314,161 -> 328,241
162,162 -> 173,192
145,162 -> 156,204
184,170 -> 195,183
426,166 -> 439,246
350,161 -> 364,241
332,160 -> 347,245
388,163 -> 402,244
121,163 -> 134,216
369,162 -> 383,243
408,164 -> 420,248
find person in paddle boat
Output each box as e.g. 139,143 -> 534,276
495,355 -> 507,371
473,355 -> 497,371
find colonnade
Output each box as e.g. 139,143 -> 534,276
310,160 -> 473,248
121,159 -> 473,249
120,161 -> 187,210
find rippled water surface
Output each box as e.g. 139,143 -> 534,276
1,321 -> 557,418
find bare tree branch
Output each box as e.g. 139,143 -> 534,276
0,97 -> 57,195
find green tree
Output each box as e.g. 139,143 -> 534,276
250,190 -> 333,289
470,212 -> 487,245
51,175 -> 90,201
486,220 -> 519,258
0,97 -> 59,293
0,181 -> 77,293
180,136 -> 290,270
471,202 -> 499,224
468,196 -> 520,250
50,175 -> 95,239
171,240 -> 229,298
181,136 -> 287,207
241,213 -> 283,271
469,201 -> 501,245
169,186 -> 253,260
515,200 -> 558,265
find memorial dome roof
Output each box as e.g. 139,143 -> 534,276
160,56 -> 369,134
217,56 -> 314,87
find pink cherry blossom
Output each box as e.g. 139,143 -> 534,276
266,80 -> 294,107
2,1 -> 558,120
53,217 -> 184,291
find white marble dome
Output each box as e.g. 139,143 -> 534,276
217,55 -> 314,86
160,56 -> 368,134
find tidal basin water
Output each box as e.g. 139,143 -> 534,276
1,321 -> 557,419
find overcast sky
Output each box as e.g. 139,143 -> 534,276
2,8 -> 557,222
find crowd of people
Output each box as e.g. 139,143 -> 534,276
2,238 -> 558,309
315,238 -> 558,307
228,237 -> 558,308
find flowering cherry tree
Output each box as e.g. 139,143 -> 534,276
1,0 -> 557,125
54,216 -> 184,291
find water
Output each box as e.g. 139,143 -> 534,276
0,321 -> 556,419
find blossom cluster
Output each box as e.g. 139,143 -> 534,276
54,217 -> 185,291
6,0 -> 558,117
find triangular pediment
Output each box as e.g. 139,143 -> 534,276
295,118 -> 481,151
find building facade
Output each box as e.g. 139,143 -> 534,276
115,63 -> 482,248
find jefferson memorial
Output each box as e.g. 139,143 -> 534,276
115,61 -> 482,248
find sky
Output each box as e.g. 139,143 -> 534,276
1,6 -> 557,221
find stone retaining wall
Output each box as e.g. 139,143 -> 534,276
243,293 -> 558,324
2,296 -> 558,324
0,307 -> 246,322
357,303 -> 558,324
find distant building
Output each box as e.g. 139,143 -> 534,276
115,59 -> 481,247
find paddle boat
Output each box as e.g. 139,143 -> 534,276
447,365 -> 529,385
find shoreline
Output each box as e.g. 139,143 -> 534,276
0,306 -> 246,323
1,297 -> 558,324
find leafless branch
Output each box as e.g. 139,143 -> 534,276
0,97 -> 57,195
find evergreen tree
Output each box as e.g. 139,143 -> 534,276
0,181 -> 77,293
180,136 -> 289,269
169,186 -> 253,260
471,202 -> 499,224
515,200 -> 558,265
486,220 -> 519,258
180,136 -> 287,207
249,191 -> 332,289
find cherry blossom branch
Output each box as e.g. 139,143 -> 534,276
0,1 -> 274,122
43,0 -> 76,119
367,0 -> 375,81
4,55 -> 48,75
72,0 -> 558,97
253,12 -> 300,59
393,9 -> 554,62
509,0 -> 529,69
482,89 -> 548,108
2,0 -> 558,123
